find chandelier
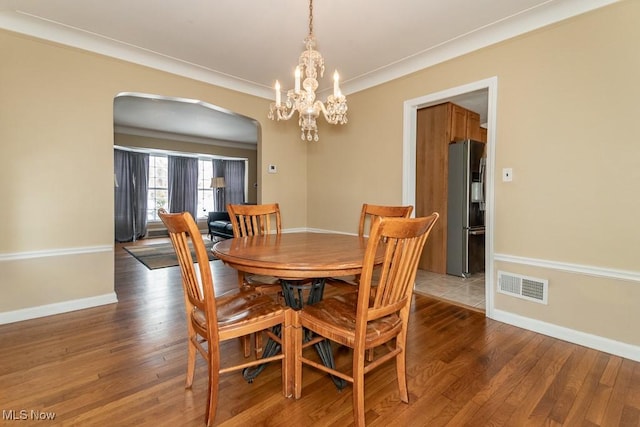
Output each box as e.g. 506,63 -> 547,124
268,0 -> 348,141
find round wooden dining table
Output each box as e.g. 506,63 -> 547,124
212,231 -> 377,281
212,232 -> 382,389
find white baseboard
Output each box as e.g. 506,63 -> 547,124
0,293 -> 118,325
282,227 -> 316,234
302,227 -> 355,236
492,309 -> 640,362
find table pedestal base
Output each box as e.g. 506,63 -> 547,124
242,278 -> 346,390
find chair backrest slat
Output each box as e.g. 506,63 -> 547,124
228,203 -> 282,237
169,231 -> 204,310
159,209 -> 219,339
358,204 -> 413,237
357,214 -> 439,329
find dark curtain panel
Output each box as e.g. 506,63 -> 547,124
168,156 -> 198,218
114,150 -> 133,242
212,159 -> 225,212
224,160 -> 245,205
131,153 -> 149,238
114,149 -> 149,242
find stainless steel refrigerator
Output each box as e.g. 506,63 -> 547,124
447,139 -> 486,277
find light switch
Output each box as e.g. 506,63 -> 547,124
502,168 -> 513,182
268,164 -> 277,174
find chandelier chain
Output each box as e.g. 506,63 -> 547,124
308,0 -> 313,36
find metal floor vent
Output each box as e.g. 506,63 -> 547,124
498,271 -> 548,304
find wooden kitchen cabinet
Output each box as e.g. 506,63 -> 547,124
450,103 -> 468,141
415,102 -> 484,273
451,103 -> 482,142
467,109 -> 482,141
480,127 -> 487,143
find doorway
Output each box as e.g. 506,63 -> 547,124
402,77 -> 497,316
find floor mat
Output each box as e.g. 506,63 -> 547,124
124,240 -> 216,270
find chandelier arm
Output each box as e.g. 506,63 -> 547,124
316,101 -> 336,124
317,99 -> 348,125
278,106 -> 298,121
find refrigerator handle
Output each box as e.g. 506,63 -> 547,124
479,157 -> 486,211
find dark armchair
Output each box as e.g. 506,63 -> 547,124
207,211 -> 234,240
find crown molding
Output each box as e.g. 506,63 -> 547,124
342,0 -> 619,94
0,1 -> 619,99
0,10 -> 274,99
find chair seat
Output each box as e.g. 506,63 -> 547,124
244,275 -> 282,298
330,275 -> 358,285
246,274 -> 281,286
299,293 -> 402,349
192,288 -> 286,331
325,277 -> 358,290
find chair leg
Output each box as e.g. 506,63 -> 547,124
395,329 -> 409,403
186,335 -> 197,388
205,349 -> 221,427
254,331 -> 263,358
282,309 -> 295,398
352,353 -> 366,427
293,312 -> 303,399
396,348 -> 409,403
242,335 -> 251,358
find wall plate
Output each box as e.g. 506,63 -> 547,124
502,168 -> 513,182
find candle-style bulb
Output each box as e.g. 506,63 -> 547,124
295,66 -> 301,93
275,80 -> 281,107
333,70 -> 341,97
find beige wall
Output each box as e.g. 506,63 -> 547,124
0,29 -> 305,316
1,1 -> 638,356
308,1 -> 640,349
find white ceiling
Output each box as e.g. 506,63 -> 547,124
0,0 -> 616,144
113,93 -> 260,147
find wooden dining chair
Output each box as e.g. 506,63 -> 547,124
359,204 -> 414,360
158,209 -> 293,426
357,203 -> 413,281
294,213 -> 439,427
330,203 -> 414,289
227,203 -> 284,357
227,203 -> 284,295
358,203 -> 413,237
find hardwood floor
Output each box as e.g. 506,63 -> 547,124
1,238 -> 638,426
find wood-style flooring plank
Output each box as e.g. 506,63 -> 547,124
0,238 -> 637,426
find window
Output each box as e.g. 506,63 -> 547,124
146,154 -> 215,221
197,160 -> 214,218
147,155 -> 168,221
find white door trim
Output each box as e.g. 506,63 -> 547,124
402,77 -> 498,318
